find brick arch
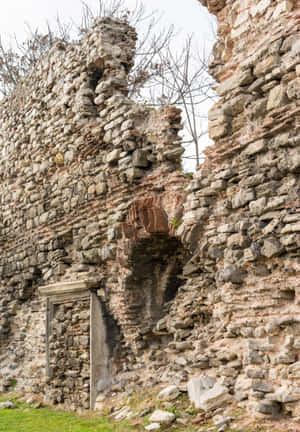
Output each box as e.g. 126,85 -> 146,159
121,196 -> 183,244
115,197 -> 190,349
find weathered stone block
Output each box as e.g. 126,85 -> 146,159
232,189 -> 255,209
132,149 -> 148,167
261,238 -> 284,258
244,139 -> 265,156
187,376 -> 231,411
267,85 -> 287,111
149,410 -> 175,424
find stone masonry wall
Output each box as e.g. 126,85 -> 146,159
155,0 -> 299,417
0,17 -> 186,405
0,0 -> 299,419
46,298 -> 90,410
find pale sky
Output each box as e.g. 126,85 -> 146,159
0,0 -> 215,44
0,0 -> 217,170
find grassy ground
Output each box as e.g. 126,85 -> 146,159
0,394 -> 203,432
0,397 -> 141,432
0,393 -> 297,432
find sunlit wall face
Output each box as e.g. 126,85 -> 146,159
0,0 -> 217,172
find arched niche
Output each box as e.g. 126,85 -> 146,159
120,198 -> 190,334
125,233 -> 187,326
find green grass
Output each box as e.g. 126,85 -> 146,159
0,398 -> 143,432
0,394 -> 289,432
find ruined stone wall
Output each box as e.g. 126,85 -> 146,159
161,0 -> 299,417
0,0 -> 299,419
47,298 -> 90,409
0,18 -> 186,405
115,0 -> 300,418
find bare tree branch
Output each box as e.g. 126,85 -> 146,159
0,0 -> 217,169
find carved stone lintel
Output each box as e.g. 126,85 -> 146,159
39,280 -> 98,303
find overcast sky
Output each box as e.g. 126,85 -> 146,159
0,0 -> 217,170
0,0 -> 215,44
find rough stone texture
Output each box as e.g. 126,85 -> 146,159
0,18 -> 186,409
46,299 -> 90,410
189,380 -> 232,411
0,0 -> 299,420
190,0 -> 299,417
157,385 -> 180,401
149,410 -> 175,424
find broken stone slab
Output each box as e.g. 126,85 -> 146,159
145,423 -> 161,431
114,406 -> 132,420
149,410 -> 175,424
157,385 -> 180,401
196,383 -> 231,411
187,376 -> 231,411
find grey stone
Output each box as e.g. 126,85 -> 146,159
157,385 -> 180,401
246,368 -> 265,379
232,189 -> 255,209
267,84 -> 287,110
222,265 -> 246,284
261,238 -> 283,258
256,400 -> 281,415
252,381 -> 274,393
106,149 -> 120,163
149,410 -> 175,424
132,150 -> 149,167
249,197 -> 267,216
0,400 -> 16,409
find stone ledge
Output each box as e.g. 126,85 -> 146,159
39,280 -> 99,298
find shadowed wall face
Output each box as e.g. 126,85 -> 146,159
124,235 -> 186,325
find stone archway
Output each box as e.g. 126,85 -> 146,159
124,234 -> 186,327
118,197 -> 190,346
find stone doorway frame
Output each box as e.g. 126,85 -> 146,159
39,280 -> 105,409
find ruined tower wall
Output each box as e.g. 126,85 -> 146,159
0,18 -> 186,408
166,0 -> 300,416
0,0 -> 299,417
